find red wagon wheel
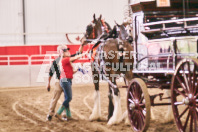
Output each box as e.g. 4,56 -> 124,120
127,78 -> 151,132
171,58 -> 198,132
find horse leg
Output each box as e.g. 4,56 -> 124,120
107,78 -> 122,125
121,78 -> 130,125
150,107 -> 156,120
164,89 -> 174,123
89,69 -> 101,121
108,84 -> 114,121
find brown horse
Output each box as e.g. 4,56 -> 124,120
83,14 -> 134,125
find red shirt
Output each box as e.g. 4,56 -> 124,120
60,57 -> 73,79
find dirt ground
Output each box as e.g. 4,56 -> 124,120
0,83 -> 178,132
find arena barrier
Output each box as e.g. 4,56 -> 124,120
0,44 -> 94,88
0,44 -> 91,65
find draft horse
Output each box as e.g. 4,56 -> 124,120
83,14 -> 134,125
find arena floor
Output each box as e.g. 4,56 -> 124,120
0,83 -> 178,132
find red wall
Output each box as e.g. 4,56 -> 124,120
0,44 -> 92,65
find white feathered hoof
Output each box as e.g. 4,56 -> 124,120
89,105 -> 101,121
163,90 -> 174,123
107,95 -> 122,126
150,108 -> 155,120
163,117 -> 174,124
125,116 -> 130,125
107,116 -> 122,126
122,110 -> 130,125
89,90 -> 101,121
89,113 -> 100,121
163,111 -> 174,123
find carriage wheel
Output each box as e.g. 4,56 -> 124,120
171,58 -> 198,132
127,78 -> 151,132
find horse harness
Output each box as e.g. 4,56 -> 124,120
92,38 -> 129,77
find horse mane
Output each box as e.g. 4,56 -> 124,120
86,24 -> 93,34
108,26 -> 119,39
104,22 -> 112,32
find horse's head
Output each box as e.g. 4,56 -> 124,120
84,14 -> 111,40
116,23 -> 128,40
113,22 -> 133,43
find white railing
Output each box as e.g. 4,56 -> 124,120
0,54 -> 90,66
30,54 -> 58,65
0,54 -> 57,66
0,55 -> 29,65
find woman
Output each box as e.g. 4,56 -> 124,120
46,44 -> 85,121
55,45 -> 87,121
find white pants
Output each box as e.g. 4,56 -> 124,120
48,81 -> 63,116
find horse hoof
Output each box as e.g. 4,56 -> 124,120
163,118 -> 174,124
107,117 -> 114,125
107,120 -> 114,126
124,118 -> 130,125
163,112 -> 174,123
89,114 -> 100,121
107,117 -> 121,126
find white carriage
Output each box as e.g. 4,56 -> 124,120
127,0 -> 198,131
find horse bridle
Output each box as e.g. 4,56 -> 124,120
100,19 -> 109,34
116,24 -> 129,40
88,19 -> 109,40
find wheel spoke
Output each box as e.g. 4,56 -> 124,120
130,85 -> 136,99
174,88 -> 187,98
139,109 -> 146,120
132,111 -> 136,118
195,93 -> 198,98
136,112 -> 141,130
142,109 -> 146,116
134,111 -> 138,129
132,84 -> 138,99
174,102 -> 184,106
137,87 -> 142,101
176,75 -> 188,93
135,84 -> 141,101
129,91 -> 135,100
187,62 -> 192,93
139,94 -> 144,103
183,110 -> 190,131
195,109 -> 198,120
138,111 -> 144,130
195,79 -> 198,97
190,111 -> 193,132
178,107 -> 189,119
135,83 -> 140,99
192,64 -> 196,95
193,109 -> 198,131
139,103 -> 146,108
128,98 -> 134,103
197,79 -> 198,95
130,110 -> 136,119
181,66 -> 190,93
